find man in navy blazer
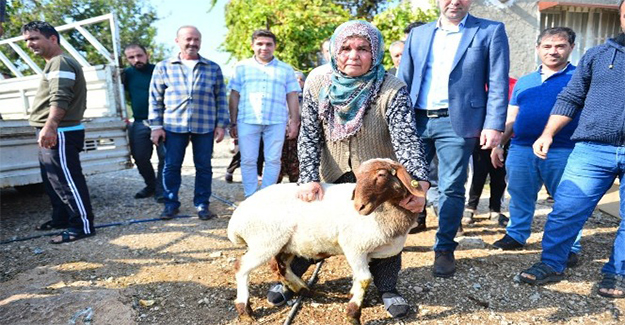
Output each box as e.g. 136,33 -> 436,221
398,0 -> 509,278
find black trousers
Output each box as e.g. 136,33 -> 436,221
467,145 -> 507,212
38,129 -> 95,234
288,172 -> 402,294
226,140 -> 264,175
129,121 -> 165,194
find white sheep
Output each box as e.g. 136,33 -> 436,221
227,158 -> 425,324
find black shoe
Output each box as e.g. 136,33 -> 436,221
409,209 -> 427,234
266,283 -> 294,307
381,291 -> 410,319
433,250 -> 455,278
154,191 -> 164,203
197,206 -> 217,220
225,173 -> 233,183
567,252 -> 580,268
492,234 -> 523,250
135,187 -> 155,199
497,214 -> 509,227
160,206 -> 179,220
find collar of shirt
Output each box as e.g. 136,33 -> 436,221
170,53 -> 211,65
416,14 -> 468,110
253,55 -> 276,66
436,14 -> 468,33
538,62 -> 572,82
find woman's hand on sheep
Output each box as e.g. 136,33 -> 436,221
399,181 -> 429,213
399,194 -> 426,213
297,182 -> 324,202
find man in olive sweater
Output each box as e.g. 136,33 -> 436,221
23,21 -> 95,243
517,1 -> 625,299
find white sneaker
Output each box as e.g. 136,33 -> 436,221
461,208 -> 476,225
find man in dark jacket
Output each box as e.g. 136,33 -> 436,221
123,44 -> 164,202
517,0 -> 625,299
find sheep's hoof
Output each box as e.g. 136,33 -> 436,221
346,302 -> 362,325
346,315 -> 361,325
235,302 -> 254,323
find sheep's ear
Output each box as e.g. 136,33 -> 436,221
394,164 -> 426,198
351,189 -> 355,201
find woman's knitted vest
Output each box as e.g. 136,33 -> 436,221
307,74 -> 405,182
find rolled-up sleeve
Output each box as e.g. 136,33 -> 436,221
386,87 -> 429,181
148,63 -> 166,127
285,67 -> 302,93
213,65 -> 230,127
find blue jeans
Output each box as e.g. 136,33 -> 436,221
162,131 -> 214,210
541,142 -> 625,275
506,145 -> 582,253
416,113 -> 476,251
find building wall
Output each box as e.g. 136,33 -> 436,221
409,0 -> 542,77
409,0 -> 620,78
469,0 -> 540,78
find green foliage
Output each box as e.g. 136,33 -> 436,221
334,0 -> 388,20
223,0 -> 350,73
221,0 -> 438,75
1,0 -> 164,77
372,1 -> 438,69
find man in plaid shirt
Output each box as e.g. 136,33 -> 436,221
149,25 -> 229,220
229,29 -> 301,197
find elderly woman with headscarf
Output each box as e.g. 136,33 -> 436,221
266,21 -> 430,319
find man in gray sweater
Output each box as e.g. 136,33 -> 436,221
517,0 -> 625,299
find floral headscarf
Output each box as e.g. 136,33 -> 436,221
318,20 -> 386,141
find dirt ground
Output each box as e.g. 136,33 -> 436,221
1,137 -> 623,325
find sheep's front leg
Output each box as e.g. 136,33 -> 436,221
344,253 -> 372,325
234,250 -> 271,322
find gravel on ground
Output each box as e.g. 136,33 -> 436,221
1,137 -> 623,324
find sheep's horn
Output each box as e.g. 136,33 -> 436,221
393,164 -> 426,198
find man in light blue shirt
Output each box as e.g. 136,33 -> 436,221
398,0 -> 509,278
229,29 -> 301,197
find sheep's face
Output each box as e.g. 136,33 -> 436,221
353,161 -> 408,215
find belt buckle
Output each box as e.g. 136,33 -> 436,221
426,110 -> 438,118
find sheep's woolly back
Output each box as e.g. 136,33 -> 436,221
227,183 -> 355,247
227,180 -> 414,261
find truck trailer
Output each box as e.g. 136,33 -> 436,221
0,13 -> 131,192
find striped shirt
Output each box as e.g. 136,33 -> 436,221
149,54 -> 229,134
29,54 -> 87,127
229,56 -> 300,125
